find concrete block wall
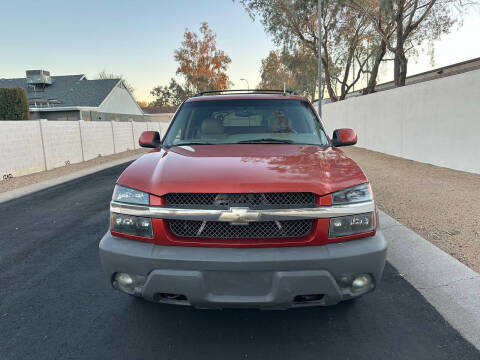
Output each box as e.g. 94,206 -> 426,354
323,69 -> 480,174
133,122 -> 148,150
41,121 -> 83,170
111,121 -> 135,153
148,113 -> 175,122
146,122 -> 161,133
0,120 -> 166,181
0,121 -> 45,178
80,121 -> 115,161
159,122 -> 170,140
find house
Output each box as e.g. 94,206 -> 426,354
0,70 -> 147,121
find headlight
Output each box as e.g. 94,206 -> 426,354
329,183 -> 374,238
111,185 -> 152,238
111,213 -> 153,238
329,212 -> 374,238
113,185 -> 149,205
332,183 -> 371,205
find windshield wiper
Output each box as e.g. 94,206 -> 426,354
171,142 -> 215,147
236,138 -> 294,144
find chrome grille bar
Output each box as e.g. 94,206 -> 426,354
110,200 -> 375,222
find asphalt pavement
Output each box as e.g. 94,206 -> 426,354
0,163 -> 478,360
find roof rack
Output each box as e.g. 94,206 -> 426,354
194,89 -> 297,97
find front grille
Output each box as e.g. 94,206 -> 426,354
165,193 -> 315,208
169,219 -> 313,239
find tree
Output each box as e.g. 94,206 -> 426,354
97,70 -> 135,93
282,46 -> 319,101
150,78 -> 193,107
320,1 -> 379,100
240,0 -> 379,101
150,85 -> 172,107
137,101 -> 148,108
363,36 -> 388,94
150,22 -> 231,106
174,22 -> 232,92
259,48 -> 317,102
258,50 -> 296,89
349,0 -> 465,86
0,88 -> 29,120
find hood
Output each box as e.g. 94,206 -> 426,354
117,144 -> 367,197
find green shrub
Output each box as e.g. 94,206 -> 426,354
0,88 -> 30,120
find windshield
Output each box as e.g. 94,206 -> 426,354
163,99 -> 329,147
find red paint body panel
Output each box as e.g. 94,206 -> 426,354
149,194 -> 164,206
335,128 -> 357,145
139,131 -> 155,145
139,131 -> 161,148
116,144 -> 367,197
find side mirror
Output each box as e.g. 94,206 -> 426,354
332,128 -> 357,147
139,131 -> 161,148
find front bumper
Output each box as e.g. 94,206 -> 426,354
99,232 -> 387,309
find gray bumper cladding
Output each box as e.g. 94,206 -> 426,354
99,232 -> 387,309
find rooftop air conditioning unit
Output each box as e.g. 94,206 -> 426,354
26,70 -> 52,86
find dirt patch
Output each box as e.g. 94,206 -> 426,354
0,149 -> 149,194
343,147 -> 480,273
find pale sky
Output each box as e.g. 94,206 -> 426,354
0,1 -> 479,103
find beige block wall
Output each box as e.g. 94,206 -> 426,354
0,121 -> 45,178
0,120 -> 163,181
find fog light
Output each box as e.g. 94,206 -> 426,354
113,273 -> 146,295
337,275 -> 354,287
113,272 -> 135,294
351,274 -> 373,294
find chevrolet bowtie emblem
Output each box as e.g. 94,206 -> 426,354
218,207 -> 260,225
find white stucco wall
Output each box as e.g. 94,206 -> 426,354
323,69 -> 480,174
99,83 -> 143,115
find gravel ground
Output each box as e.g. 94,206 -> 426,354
343,146 -> 480,273
0,149 -> 148,194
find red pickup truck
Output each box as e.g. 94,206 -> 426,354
99,91 -> 387,309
